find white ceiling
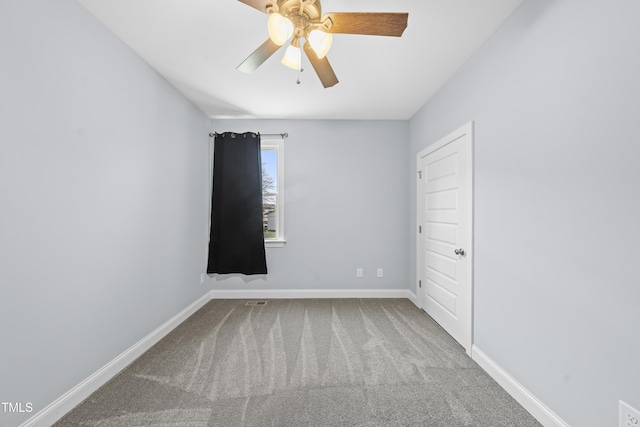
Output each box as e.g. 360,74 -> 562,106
76,0 -> 524,120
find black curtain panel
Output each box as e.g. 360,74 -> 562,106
207,132 -> 267,275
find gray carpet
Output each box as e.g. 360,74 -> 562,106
55,299 -> 541,426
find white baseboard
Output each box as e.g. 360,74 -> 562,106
210,288 -> 414,300
406,290 -> 418,306
20,291 -> 213,427
472,345 -> 569,427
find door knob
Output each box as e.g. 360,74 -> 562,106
454,248 -> 465,256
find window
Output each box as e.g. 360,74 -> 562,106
261,138 -> 285,247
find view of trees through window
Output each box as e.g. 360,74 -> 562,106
261,149 -> 278,239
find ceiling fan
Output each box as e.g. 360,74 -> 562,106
236,0 -> 409,88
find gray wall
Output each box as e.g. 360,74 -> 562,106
211,119 -> 410,292
409,1 -> 640,426
0,1 -> 210,425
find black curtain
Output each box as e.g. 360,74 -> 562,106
207,132 -> 267,275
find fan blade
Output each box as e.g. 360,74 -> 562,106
237,38 -> 281,73
237,0 -> 270,14
322,12 -> 408,37
303,41 -> 338,88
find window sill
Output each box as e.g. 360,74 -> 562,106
265,239 -> 286,248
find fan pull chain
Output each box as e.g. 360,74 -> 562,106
297,67 -> 304,84
297,47 -> 303,84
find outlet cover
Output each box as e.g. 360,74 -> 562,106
356,268 -> 363,278
620,400 -> 640,427
200,273 -> 206,284
377,268 -> 383,278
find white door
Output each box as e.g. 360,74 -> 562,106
417,122 -> 473,354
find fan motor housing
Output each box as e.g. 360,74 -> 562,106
277,0 -> 322,21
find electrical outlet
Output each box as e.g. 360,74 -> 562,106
356,268 -> 363,278
200,273 -> 206,284
620,400 -> 640,427
377,268 -> 383,278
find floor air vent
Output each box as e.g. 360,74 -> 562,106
245,301 -> 267,306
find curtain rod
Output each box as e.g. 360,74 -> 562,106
209,132 -> 288,138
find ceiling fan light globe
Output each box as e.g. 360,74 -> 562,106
308,29 -> 332,58
281,44 -> 301,70
268,13 -> 294,46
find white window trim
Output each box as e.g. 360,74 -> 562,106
262,138 -> 286,247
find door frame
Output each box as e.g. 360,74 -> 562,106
416,121 -> 474,356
